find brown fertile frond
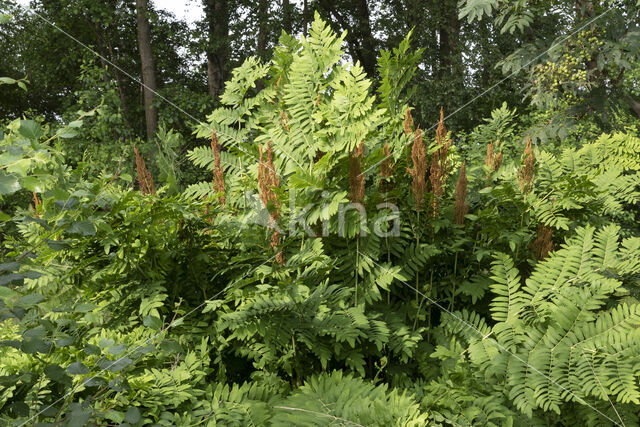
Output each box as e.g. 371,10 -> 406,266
271,230 -> 284,265
403,108 -> 414,136
280,111 -> 290,132
518,137 -> 535,194
258,142 -> 280,215
453,162 -> 468,225
531,224 -> 553,260
430,108 -> 451,218
134,146 -> 156,196
258,142 -> 284,265
380,142 -> 395,196
31,192 -> 41,218
485,142 -> 495,169
380,142 -> 394,179
485,142 -> 503,179
349,142 -> 365,204
211,129 -> 226,205
435,107 -> 447,147
407,128 -> 427,211
494,152 -> 503,171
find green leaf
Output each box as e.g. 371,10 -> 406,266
108,344 -> 127,355
124,407 -> 141,424
97,357 -> 133,372
44,364 -> 72,385
83,344 -> 101,355
18,120 -> 43,140
21,338 -> 52,354
143,315 -> 163,330
46,239 -> 72,251
0,77 -> 16,84
6,159 -> 31,176
57,127 -> 78,139
0,174 -> 21,195
67,404 -> 91,427
0,261 -> 20,272
17,293 -> 45,307
69,221 -> 96,236
82,377 -> 107,387
75,303 -> 97,312
104,409 -> 125,424
159,339 -> 183,354
67,362 -> 90,375
0,273 -> 24,286
56,336 -> 75,347
0,287 -> 18,299
21,176 -> 46,192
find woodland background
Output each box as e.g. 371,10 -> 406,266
1,0 -> 640,426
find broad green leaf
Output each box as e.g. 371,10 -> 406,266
44,364 -> 72,385
124,407 -> 141,424
82,376 -> 107,387
0,77 -> 16,84
0,287 -> 18,299
6,159 -> 31,176
21,338 -> 52,354
104,409 -> 125,424
0,174 -> 20,195
97,357 -> 133,372
143,315 -> 163,330
18,120 -> 43,140
57,127 -> 78,139
83,344 -> 101,355
0,273 -> 24,286
56,336 -> 75,347
108,344 -> 127,355
69,221 -> 96,236
21,176 -> 46,192
67,362 -> 90,375
0,261 -> 20,272
67,405 -> 91,427
17,293 -> 45,307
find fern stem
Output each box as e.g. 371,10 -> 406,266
386,233 -> 391,304
449,252 -> 458,311
413,268 -> 434,331
355,236 -> 359,305
416,211 -> 420,305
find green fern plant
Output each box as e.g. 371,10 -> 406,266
446,225 -> 640,422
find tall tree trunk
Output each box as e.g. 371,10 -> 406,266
352,0 -> 377,77
436,0 -> 463,108
437,0 -> 462,79
318,0 -> 377,77
303,0 -> 309,36
135,0 -> 158,141
257,0 -> 269,59
282,0 -> 293,34
205,0 -> 229,99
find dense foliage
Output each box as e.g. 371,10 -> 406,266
1,6 -> 640,427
